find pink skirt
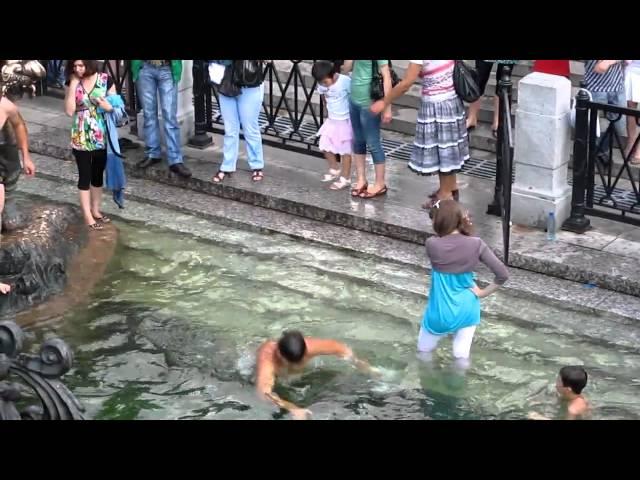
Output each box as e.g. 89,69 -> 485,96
318,118 -> 353,155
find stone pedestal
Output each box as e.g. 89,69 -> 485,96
512,72 -> 573,231
136,60 -> 195,148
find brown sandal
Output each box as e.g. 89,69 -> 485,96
88,223 -> 103,231
351,183 -> 368,197
360,185 -> 388,199
252,170 -> 264,182
424,189 -> 459,209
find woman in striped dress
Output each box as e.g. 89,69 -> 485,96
371,60 -> 469,208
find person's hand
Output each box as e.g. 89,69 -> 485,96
370,100 -> 386,115
0,283 -> 11,294
290,408 -> 312,420
94,97 -> 111,111
382,108 -> 392,124
22,151 -> 35,176
470,285 -> 484,298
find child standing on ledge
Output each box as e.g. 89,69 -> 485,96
418,199 -> 509,366
312,61 -> 353,190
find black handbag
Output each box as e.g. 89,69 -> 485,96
452,60 -> 482,103
217,62 -> 241,98
233,60 -> 264,88
369,60 -> 400,101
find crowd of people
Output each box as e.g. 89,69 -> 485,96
2,59 -> 623,420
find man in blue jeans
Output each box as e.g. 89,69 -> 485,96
131,60 -> 191,178
583,60 -> 627,165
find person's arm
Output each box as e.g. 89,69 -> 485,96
255,345 -> 310,420
0,97 -> 35,175
379,62 -> 393,124
64,75 -> 80,116
371,62 -> 421,114
594,60 -> 622,74
471,240 -> 509,299
306,338 -> 376,375
341,60 -> 354,74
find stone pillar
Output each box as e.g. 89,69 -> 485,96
511,72 -> 573,231
136,60 -> 195,147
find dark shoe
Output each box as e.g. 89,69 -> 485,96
137,157 -> 162,169
170,163 -> 192,178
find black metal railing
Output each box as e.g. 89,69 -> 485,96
486,64 -> 514,264
0,321 -> 85,420
564,88 -> 640,231
194,60 -> 326,155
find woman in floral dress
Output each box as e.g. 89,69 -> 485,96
64,59 -> 116,230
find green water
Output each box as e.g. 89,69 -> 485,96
25,218 -> 640,420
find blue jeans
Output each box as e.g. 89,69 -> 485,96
349,101 -> 385,164
137,63 -> 182,165
47,60 -> 65,86
218,85 -> 265,172
591,90 -> 627,154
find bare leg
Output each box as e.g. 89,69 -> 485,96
437,173 -> 458,199
492,96 -> 499,132
353,153 -> 367,190
79,190 -> 95,225
0,184 -> 4,239
323,151 -> 339,171
466,99 -> 481,129
340,154 -> 352,180
627,101 -> 640,162
90,186 -> 104,218
371,163 -> 386,191
321,152 -> 340,182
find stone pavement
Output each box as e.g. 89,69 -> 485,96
17,95 -> 640,298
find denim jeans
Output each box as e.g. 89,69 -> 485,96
137,63 -> 182,165
349,101 -> 385,164
46,60 -> 65,86
218,84 -> 265,172
590,90 -> 627,154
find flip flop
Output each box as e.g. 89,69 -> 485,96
360,186 -> 388,199
351,183 -> 368,197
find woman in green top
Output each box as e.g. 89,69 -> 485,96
342,61 -> 393,199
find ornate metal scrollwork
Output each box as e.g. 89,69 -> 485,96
0,321 -> 86,420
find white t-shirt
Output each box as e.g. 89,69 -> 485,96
317,74 -> 351,121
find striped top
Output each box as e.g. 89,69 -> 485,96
484,60 -> 518,64
410,60 -> 456,101
584,60 -> 624,92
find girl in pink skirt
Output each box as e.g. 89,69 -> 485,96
312,61 -> 353,190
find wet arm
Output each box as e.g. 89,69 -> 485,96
307,339 -> 374,374
8,109 -> 29,155
255,356 -> 302,413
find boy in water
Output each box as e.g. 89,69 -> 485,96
528,366 -> 590,420
255,330 -> 375,420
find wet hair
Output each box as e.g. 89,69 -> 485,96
430,199 -> 473,237
559,366 -> 588,394
277,330 -> 307,363
65,60 -> 99,81
311,60 -> 337,83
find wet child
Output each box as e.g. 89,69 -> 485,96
418,200 -> 509,365
311,61 -> 353,190
528,366 -> 590,420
